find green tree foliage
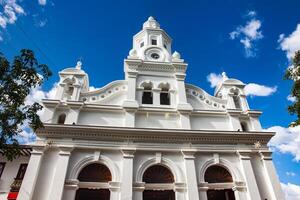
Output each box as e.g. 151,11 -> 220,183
0,49 -> 52,160
284,50 -> 300,126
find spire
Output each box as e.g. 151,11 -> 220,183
143,16 -> 160,29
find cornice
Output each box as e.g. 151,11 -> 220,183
37,124 -> 274,145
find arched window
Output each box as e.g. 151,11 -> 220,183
143,165 -> 175,200
230,89 -> 241,110
75,163 -> 111,200
63,78 -> 76,99
205,165 -> 235,200
57,113 -> 66,124
159,83 -> 170,105
142,82 -> 153,104
240,122 -> 248,132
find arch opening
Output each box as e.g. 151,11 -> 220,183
159,83 -> 170,105
57,113 -> 66,124
75,163 -> 111,200
142,82 -> 153,104
205,165 -> 235,200
142,165 -> 175,200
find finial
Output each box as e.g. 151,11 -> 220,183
172,51 -> 181,59
222,72 -> 228,81
148,16 -> 155,21
143,16 -> 160,29
76,61 -> 82,69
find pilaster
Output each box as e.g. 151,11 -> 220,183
237,151 -> 261,200
259,151 -> 285,200
120,148 -> 135,200
47,146 -> 73,200
17,146 -> 46,200
181,149 -> 200,200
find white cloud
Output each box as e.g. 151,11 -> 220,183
229,11 -> 263,57
286,171 -> 296,177
281,183 -> 300,200
287,95 -> 296,102
278,24 -> 300,60
207,72 -> 277,97
0,0 -> 25,29
244,83 -> 277,97
267,125 -> 300,162
206,73 -> 223,88
89,86 -> 99,91
38,0 -> 47,6
19,83 -> 57,144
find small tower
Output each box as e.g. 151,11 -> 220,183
214,72 -> 249,111
123,16 -> 192,128
55,61 -> 89,101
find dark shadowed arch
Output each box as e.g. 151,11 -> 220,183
143,165 -> 175,200
75,163 -> 111,200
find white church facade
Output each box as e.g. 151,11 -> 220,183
0,17 -> 284,200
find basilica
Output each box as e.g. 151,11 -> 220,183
0,17 -> 284,200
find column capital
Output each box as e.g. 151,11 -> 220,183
58,145 -> 74,155
259,150 -> 273,160
174,182 -> 186,192
64,179 -> 79,190
108,181 -> 121,192
237,150 -> 252,160
181,149 -> 197,159
31,145 -> 46,155
121,148 -> 136,158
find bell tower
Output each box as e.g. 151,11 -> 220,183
123,16 -> 192,129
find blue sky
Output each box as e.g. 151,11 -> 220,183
1,0 -> 300,198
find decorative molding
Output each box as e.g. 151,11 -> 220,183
199,158 -> 244,183
37,124 -> 275,146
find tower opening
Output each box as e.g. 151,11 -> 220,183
57,113 -> 66,124
142,83 -> 153,104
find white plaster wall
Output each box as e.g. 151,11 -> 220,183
135,112 -> 180,129
77,111 -> 125,127
0,156 -> 29,200
190,115 -> 231,130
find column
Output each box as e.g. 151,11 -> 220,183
152,88 -> 161,106
47,146 -> 73,200
120,148 -> 135,200
237,151 -> 261,200
181,150 -> 200,200
198,186 -> 208,200
260,151 -> 285,200
175,73 -> 188,104
133,182 -> 145,200
124,110 -> 136,127
17,146 -> 45,200
109,182 -> 121,200
62,180 -> 79,200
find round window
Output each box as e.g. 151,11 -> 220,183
150,53 -> 160,59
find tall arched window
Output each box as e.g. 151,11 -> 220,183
230,89 -> 241,109
240,122 -> 248,132
143,165 -> 175,200
142,82 -> 153,104
159,83 -> 170,105
75,163 -> 112,200
205,165 -> 236,200
57,113 -> 66,124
